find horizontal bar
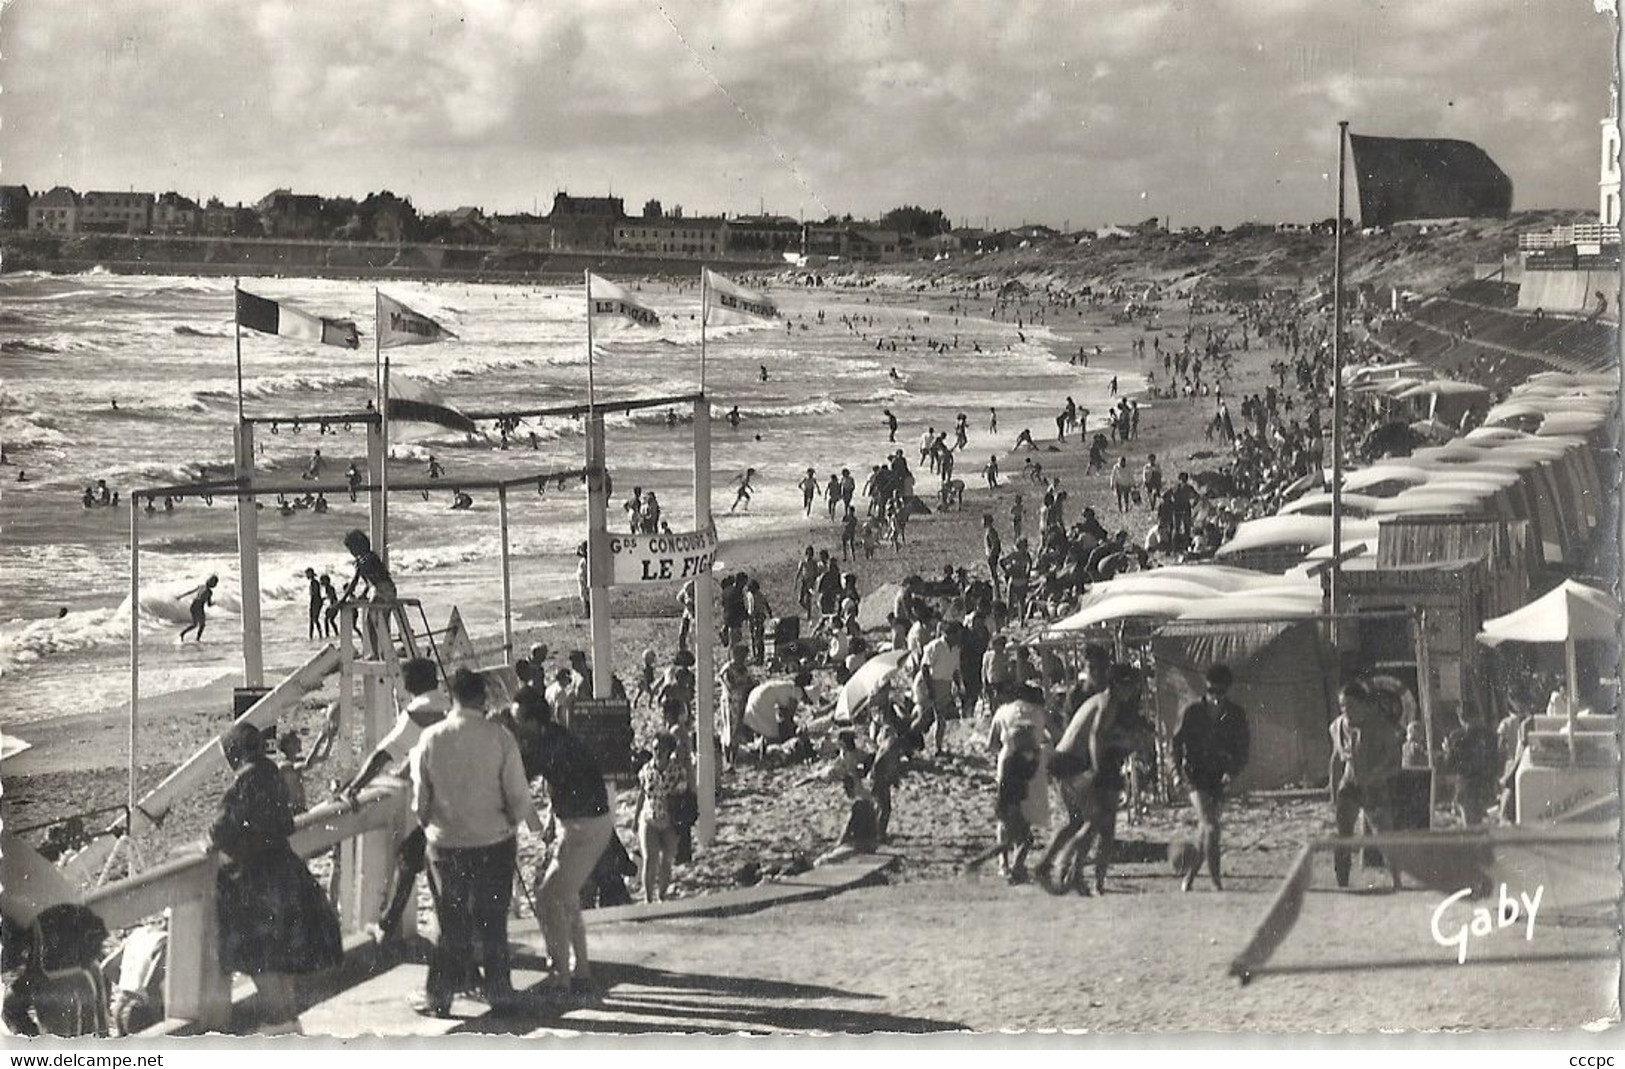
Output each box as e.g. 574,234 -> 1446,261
132,467 -> 591,501
242,412 -> 381,427
463,391 -> 703,421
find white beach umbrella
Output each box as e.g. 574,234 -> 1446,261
836,648 -> 910,718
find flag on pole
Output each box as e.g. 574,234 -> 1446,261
1348,135 -> 1513,227
703,268 -> 778,325
587,273 -> 661,329
378,293 -> 458,348
388,374 -> 477,433
235,289 -> 360,348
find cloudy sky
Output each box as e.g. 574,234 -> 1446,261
1,0 -> 1616,227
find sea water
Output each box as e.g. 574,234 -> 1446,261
0,271 -> 1117,726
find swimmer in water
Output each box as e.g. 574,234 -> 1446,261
346,463 -> 362,502
883,408 -> 898,443
427,456 -> 444,480
304,449 -> 323,480
730,468 -> 757,513
759,365 -> 769,382
889,367 -> 899,380
727,406 -> 741,429
110,399 -> 119,411
177,575 -> 219,643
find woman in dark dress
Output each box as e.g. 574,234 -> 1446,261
211,723 -> 342,1034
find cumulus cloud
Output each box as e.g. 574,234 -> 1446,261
0,0 -> 1614,225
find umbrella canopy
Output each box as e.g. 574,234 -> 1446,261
857,582 -> 902,632
0,734 -> 31,763
836,648 -> 910,718
1052,593 -> 1194,632
1104,563 -> 1278,591
1537,411 -> 1610,438
1478,580 -> 1620,647
1217,515 -> 1377,557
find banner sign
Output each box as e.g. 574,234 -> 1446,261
604,523 -> 718,585
569,697 -> 634,779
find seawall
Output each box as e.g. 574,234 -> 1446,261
0,231 -> 783,282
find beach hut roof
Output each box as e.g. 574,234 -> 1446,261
1051,593 -> 1196,632
1103,563 -> 1278,590
1217,515 -> 1377,557
1305,538 -> 1380,563
1074,575 -> 1239,610
1178,593 -> 1322,621
1536,411 -> 1610,437
1342,465 -> 1433,493
1375,487 -> 1496,516
1395,380 -> 1492,400
1277,491 -> 1380,517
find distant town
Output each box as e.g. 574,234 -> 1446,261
0,183 -> 1362,265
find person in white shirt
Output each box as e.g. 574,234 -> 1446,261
408,668 -> 542,1017
920,621 -> 963,753
337,658 -> 448,942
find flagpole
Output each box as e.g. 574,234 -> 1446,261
1330,121 -> 1348,639
382,355 -> 391,568
234,278 -> 244,422
700,267 -> 708,395
585,271 -> 597,413
584,271 -> 612,700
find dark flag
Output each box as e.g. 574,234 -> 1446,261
1349,135 -> 1513,227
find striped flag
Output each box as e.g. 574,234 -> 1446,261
378,293 -> 457,348
704,268 -> 778,325
236,289 -> 359,348
388,374 -> 476,433
587,273 -> 661,329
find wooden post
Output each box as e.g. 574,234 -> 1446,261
164,881 -> 231,1031
693,396 -> 717,848
367,419 -> 385,566
234,421 -> 264,687
499,485 -> 514,663
586,412 -> 612,699
1413,609 -> 1438,826
129,498 -> 140,847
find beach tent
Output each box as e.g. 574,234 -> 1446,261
1151,618 -> 1337,790
1478,580 -> 1620,735
857,582 -> 901,632
1108,563 -> 1279,590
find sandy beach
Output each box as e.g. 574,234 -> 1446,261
5,278 -> 1302,902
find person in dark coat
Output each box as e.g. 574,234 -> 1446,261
211,722 -> 342,1034
1170,663 -> 1251,892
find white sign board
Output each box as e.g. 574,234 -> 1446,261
605,523 -> 718,586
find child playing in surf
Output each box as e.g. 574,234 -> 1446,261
729,468 -> 756,513
177,575 -> 219,643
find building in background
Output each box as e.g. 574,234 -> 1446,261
152,192 -> 202,236
545,192 -> 624,250
614,214 -> 728,256
724,215 -> 801,258
256,189 -> 325,238
0,185 -> 31,230
28,186 -> 80,233
79,190 -> 153,234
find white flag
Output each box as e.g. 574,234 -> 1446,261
587,273 -> 661,329
388,374 -> 476,433
704,268 -> 778,325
